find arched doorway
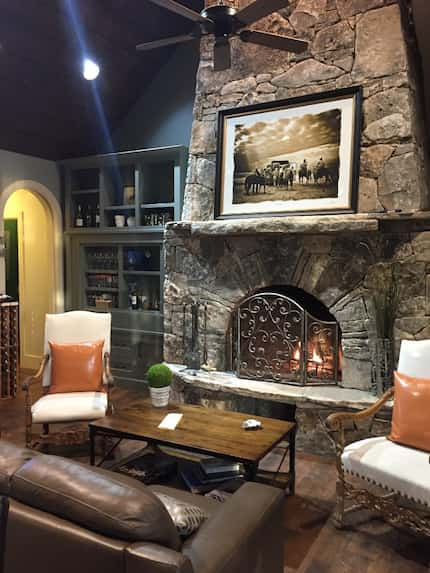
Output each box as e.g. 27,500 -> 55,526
1,183 -> 64,370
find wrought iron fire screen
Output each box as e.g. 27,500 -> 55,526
235,292 -> 341,385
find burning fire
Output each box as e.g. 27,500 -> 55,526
288,338 -> 341,380
292,343 -> 324,364
311,346 -> 323,364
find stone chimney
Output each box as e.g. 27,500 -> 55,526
182,0 -> 428,220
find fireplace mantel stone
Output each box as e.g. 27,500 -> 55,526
167,364 -> 390,410
167,211 -> 430,238
167,214 -> 379,237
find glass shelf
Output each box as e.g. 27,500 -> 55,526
141,202 -> 175,209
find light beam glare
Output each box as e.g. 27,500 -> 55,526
63,0 -> 117,158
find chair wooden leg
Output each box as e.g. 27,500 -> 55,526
25,422 -> 32,449
42,424 -> 49,436
333,478 -> 346,528
24,392 -> 33,448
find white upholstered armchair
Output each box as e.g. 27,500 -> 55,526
326,339 -> 430,537
23,311 -> 113,448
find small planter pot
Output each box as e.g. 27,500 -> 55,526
149,386 -> 170,407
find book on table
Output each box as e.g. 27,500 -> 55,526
180,463 -> 245,494
116,453 -> 177,484
199,457 -> 244,477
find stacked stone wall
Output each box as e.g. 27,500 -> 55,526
164,0 -> 429,393
183,0 -> 427,220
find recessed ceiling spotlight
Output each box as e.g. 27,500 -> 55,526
82,58 -> 100,80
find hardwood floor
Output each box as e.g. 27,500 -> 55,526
1,384 -> 428,573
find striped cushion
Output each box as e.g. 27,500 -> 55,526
154,492 -> 208,537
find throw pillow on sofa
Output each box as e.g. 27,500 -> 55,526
154,492 -> 208,537
389,370 -> 430,452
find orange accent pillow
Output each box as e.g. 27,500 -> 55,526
389,371 -> 430,452
48,340 -> 104,394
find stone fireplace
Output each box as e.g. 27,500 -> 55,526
163,1 -> 430,452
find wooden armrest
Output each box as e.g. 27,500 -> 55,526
22,355 -> 49,391
104,352 -> 114,387
326,387 -> 394,430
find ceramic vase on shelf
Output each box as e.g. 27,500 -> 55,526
147,363 -> 172,408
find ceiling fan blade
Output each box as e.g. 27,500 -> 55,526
235,0 -> 290,27
146,0 -> 209,24
136,33 -> 197,51
213,37 -> 231,71
240,30 -> 308,53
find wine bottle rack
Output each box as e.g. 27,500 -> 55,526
0,301 -> 19,399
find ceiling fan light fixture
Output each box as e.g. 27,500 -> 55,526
136,0 -> 306,71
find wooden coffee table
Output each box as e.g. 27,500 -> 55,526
89,400 -> 296,493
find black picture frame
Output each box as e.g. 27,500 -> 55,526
214,86 -> 362,219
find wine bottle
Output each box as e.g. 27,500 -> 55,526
85,205 -> 92,227
75,204 -> 83,227
95,204 -> 100,227
129,283 -> 138,311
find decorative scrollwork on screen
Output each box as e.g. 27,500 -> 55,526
236,292 -> 340,385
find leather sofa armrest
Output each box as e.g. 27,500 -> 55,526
125,542 -> 193,573
182,482 -> 284,573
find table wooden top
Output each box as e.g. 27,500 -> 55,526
90,400 -> 295,463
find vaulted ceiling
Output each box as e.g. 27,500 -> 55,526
0,0 -> 428,161
0,0 -> 202,160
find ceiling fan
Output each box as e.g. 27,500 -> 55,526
136,0 -> 308,71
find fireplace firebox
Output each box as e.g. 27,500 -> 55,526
232,289 -> 342,386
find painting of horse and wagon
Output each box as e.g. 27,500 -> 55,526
215,87 -> 362,219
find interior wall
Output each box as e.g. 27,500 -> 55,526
0,149 -> 61,203
4,190 -> 55,369
113,42 -> 199,151
0,148 -> 61,295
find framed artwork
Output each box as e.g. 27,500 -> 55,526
215,86 -> 362,219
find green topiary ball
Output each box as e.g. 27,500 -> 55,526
146,363 -> 173,388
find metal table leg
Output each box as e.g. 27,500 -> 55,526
96,436 -> 122,468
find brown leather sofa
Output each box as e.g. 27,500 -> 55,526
0,441 -> 284,573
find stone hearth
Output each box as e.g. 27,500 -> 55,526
167,364 -> 392,455
162,0 -> 429,452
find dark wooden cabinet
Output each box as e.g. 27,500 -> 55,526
62,146 -> 187,384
